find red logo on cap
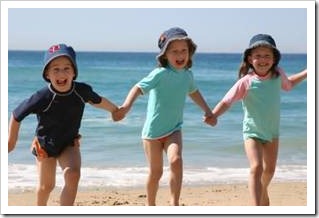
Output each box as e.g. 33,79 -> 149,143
49,45 -> 60,53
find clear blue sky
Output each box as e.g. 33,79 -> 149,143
7,3 -> 309,53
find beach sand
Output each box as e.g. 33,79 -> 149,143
8,182 -> 306,206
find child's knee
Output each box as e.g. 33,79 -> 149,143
263,165 -> 276,176
149,167 -> 163,181
169,155 -> 183,170
37,182 -> 55,193
249,163 -> 263,176
63,167 -> 81,183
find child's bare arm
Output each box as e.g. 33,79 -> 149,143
212,101 -> 231,118
90,97 -> 119,121
122,85 -> 142,110
189,90 -> 217,126
91,97 -> 118,113
113,85 -> 142,121
288,69 -> 307,87
189,90 -> 212,115
8,114 -> 20,153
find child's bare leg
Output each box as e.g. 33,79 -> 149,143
58,144 -> 81,206
261,138 -> 279,206
164,131 -> 183,206
244,138 -> 263,206
36,157 -> 57,205
143,139 -> 163,206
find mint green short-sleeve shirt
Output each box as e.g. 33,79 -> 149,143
136,66 -> 197,139
242,76 -> 281,142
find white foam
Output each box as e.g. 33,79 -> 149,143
8,163 -> 307,191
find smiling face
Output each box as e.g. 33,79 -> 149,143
165,39 -> 190,70
248,46 -> 275,77
45,56 -> 75,92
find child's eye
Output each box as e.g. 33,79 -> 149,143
52,68 -> 60,73
64,67 -> 71,72
50,66 -> 72,74
253,54 -> 272,59
169,49 -> 188,55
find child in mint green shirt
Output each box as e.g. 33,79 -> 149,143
137,65 -> 197,139
113,27 -> 216,206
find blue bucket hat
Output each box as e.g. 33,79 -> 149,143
249,34 -> 277,49
42,44 -> 78,82
156,27 -> 197,62
244,34 -> 281,63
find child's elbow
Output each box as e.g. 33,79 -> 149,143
8,140 -> 16,153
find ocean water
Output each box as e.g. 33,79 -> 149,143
8,51 -> 307,191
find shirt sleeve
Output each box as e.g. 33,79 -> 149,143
76,82 -> 102,104
13,88 -> 50,122
187,70 -> 198,94
136,68 -> 163,94
278,67 -> 293,91
221,75 -> 251,106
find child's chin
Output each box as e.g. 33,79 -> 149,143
53,84 -> 71,92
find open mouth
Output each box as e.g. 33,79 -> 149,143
176,60 -> 185,65
257,63 -> 270,69
56,79 -> 68,86
259,63 -> 268,67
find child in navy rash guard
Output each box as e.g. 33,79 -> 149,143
8,44 -> 119,206
13,82 -> 102,157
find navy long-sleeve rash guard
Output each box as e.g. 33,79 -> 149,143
13,82 -> 102,157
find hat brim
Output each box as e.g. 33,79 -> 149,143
243,42 -> 281,60
156,36 -> 197,62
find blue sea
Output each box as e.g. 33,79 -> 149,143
8,51 -> 307,191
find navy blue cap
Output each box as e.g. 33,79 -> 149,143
248,34 -> 277,49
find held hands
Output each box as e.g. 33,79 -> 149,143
112,105 -> 130,122
203,112 -> 217,126
112,86 -> 141,122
